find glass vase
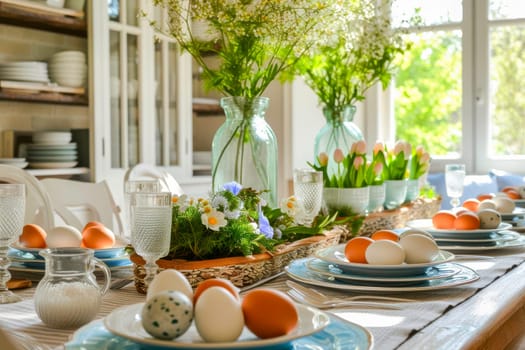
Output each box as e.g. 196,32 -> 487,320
212,96 -> 278,207
314,105 -> 364,177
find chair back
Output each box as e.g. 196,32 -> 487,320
39,178 -> 124,236
0,164 -> 55,231
124,163 -> 184,196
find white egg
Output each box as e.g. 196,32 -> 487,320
194,286 -> 245,342
399,233 -> 440,264
46,225 -> 82,248
477,209 -> 501,229
478,199 -> 497,211
141,290 -> 193,340
399,228 -> 433,240
147,269 -> 193,301
365,240 -> 405,265
493,196 -> 516,214
517,186 -> 525,199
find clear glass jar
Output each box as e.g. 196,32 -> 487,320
313,105 -> 363,178
212,96 -> 278,206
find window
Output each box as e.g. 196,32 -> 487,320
376,0 -> 525,174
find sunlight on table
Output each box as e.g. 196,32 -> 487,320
333,311 -> 405,328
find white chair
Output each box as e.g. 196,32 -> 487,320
123,163 -> 184,196
39,178 -> 124,236
0,164 -> 55,231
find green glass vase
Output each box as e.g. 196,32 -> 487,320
313,105 -> 363,178
212,96 -> 278,207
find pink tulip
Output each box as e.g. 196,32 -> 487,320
318,152 -> 329,166
416,145 -> 424,157
420,152 -> 430,165
393,140 -> 404,156
353,155 -> 364,170
373,161 -> 383,175
373,141 -> 384,155
333,148 -> 345,163
354,140 -> 367,154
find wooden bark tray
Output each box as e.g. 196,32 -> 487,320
130,228 -> 344,294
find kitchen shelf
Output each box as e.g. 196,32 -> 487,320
27,166 -> 89,178
0,0 -> 86,37
0,80 -> 88,105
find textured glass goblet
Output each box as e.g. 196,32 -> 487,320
130,192 -> 172,287
445,164 -> 466,210
124,180 -> 162,239
0,184 -> 25,304
293,168 -> 323,226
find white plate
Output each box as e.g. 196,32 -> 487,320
407,219 -> 512,234
314,244 -> 455,277
436,234 -> 525,251
27,143 -> 77,150
27,155 -> 77,162
502,207 -> 525,221
514,199 -> 525,208
306,258 -> 462,284
28,161 -> 78,169
0,157 -> 26,163
434,230 -> 520,243
104,303 -> 330,349
286,258 -> 479,293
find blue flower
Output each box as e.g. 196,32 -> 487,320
258,205 -> 274,239
222,181 -> 242,195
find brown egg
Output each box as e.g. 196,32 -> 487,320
81,225 -> 115,249
242,289 -> 298,339
19,224 -> 47,248
82,221 -> 104,233
432,210 -> 456,229
454,212 -> 480,230
462,198 -> 480,212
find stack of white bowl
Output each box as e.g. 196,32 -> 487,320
48,51 -> 87,88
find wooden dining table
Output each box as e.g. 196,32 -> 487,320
2,243 -> 525,349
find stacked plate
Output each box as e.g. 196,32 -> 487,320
48,50 -> 87,88
285,244 -> 480,293
27,131 -> 78,169
0,61 -> 49,83
406,219 -> 525,251
0,158 -> 28,168
8,243 -> 131,272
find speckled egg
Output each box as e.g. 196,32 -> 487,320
517,186 -> 525,199
141,290 -> 193,340
493,196 -> 516,214
478,199 -> 497,211
477,209 -> 501,229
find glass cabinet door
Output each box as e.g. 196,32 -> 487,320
108,0 -> 140,169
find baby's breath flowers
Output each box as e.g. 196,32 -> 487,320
168,182 -> 336,260
294,0 -> 413,113
148,0 -> 328,99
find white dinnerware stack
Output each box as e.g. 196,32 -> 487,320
27,131 -> 78,169
0,158 -> 28,169
48,51 -> 87,88
0,61 -> 49,83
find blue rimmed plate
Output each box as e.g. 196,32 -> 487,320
10,241 -> 128,260
314,244 -> 455,277
306,258 -> 462,285
286,258 -> 479,293
65,309 -> 372,350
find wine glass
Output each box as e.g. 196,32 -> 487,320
445,164 -> 466,210
0,184 -> 25,304
124,180 -> 162,239
293,168 -> 323,226
130,192 -> 172,287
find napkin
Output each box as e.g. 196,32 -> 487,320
7,279 -> 32,290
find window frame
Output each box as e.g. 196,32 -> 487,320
367,0 -> 525,175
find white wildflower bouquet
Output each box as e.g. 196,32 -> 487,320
168,182 -> 337,260
294,0 -> 414,113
